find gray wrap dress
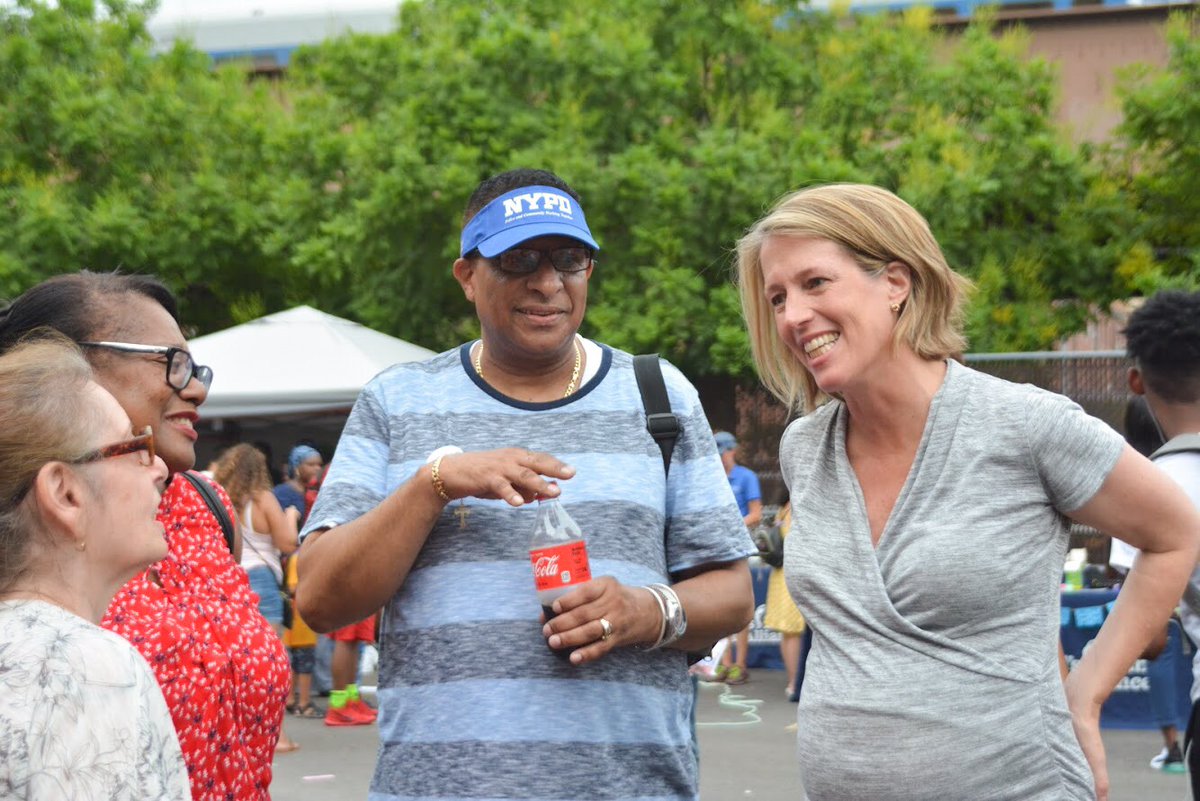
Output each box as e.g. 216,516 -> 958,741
781,360 -> 1124,800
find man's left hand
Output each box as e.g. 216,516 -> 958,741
541,577 -> 660,665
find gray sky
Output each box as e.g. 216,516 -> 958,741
149,0 -> 398,24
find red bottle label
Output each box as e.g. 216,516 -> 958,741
530,541 -> 591,592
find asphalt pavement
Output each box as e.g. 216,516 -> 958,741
269,668 -> 1189,800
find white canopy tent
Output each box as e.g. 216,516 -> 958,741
189,305 -> 436,419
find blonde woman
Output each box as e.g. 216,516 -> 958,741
736,183 -> 1200,801
213,443 -> 300,753
0,335 -> 188,800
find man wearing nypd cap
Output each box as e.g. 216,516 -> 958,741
296,168 -> 756,801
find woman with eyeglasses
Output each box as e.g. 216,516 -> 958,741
0,335 -> 189,800
0,272 -> 290,801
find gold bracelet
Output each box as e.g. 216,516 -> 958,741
430,455 -> 451,502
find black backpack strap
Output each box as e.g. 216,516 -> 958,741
1152,433 -> 1200,460
633,354 -> 680,477
179,471 -> 236,555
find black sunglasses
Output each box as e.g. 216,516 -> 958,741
485,246 -> 594,276
80,341 -> 213,392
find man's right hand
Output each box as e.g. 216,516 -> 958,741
433,448 -> 575,507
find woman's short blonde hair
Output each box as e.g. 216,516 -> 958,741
0,333 -> 99,591
736,183 -> 973,413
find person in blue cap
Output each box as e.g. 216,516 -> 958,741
295,168 -> 756,801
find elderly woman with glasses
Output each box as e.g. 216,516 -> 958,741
0,272 -> 290,801
0,335 -> 189,800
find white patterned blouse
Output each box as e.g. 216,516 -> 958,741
0,599 -> 191,800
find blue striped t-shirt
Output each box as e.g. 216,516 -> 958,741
302,342 -> 755,801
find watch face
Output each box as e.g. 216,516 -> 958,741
664,589 -> 686,637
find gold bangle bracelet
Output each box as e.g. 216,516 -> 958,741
430,455 -> 451,502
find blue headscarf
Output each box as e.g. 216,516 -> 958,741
288,445 -> 320,478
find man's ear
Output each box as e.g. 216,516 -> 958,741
1128,366 -> 1145,396
30,462 -> 87,543
884,261 -> 912,307
453,258 -> 478,303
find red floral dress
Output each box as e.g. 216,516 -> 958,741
103,474 -> 290,801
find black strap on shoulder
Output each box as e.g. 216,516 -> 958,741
1152,433 -> 1200,460
633,353 -> 680,477
178,471 -> 236,555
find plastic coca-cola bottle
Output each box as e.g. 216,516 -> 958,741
529,490 -> 591,657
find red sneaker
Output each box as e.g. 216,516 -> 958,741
347,698 -> 377,723
324,704 -> 371,727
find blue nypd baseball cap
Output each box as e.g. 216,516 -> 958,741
459,185 -> 600,258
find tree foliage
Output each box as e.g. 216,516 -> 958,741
1110,12 -> 1200,294
0,0 -> 290,330
0,0 -> 1185,372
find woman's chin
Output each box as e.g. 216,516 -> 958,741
140,548 -> 168,570
161,446 -> 196,476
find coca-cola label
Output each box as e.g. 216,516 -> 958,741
530,541 -> 591,591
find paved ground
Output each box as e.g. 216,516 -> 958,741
270,669 -> 1189,800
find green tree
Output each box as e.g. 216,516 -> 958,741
274,1 -> 1134,363
1,0 -> 1152,370
1110,12 -> 1200,293
0,0 -> 290,331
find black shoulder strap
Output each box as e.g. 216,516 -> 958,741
1152,433 -> 1200,460
633,353 -> 680,477
179,471 -> 236,555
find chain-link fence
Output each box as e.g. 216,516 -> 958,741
735,350 -> 1133,502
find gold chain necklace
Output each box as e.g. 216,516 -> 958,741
474,338 -> 582,398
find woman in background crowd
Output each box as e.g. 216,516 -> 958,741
274,444 -> 323,524
0,272 -> 289,801
214,442 -> 300,752
274,444 -> 324,718
736,183 -> 1200,800
0,335 -> 189,800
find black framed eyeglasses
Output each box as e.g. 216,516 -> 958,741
10,427 -> 157,506
80,341 -> 213,392
487,246 -> 594,276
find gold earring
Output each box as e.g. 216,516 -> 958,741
890,302 -> 901,313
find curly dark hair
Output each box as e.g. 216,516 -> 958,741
1124,291 -> 1200,404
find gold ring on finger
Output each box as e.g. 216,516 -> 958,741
599,617 -> 613,642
